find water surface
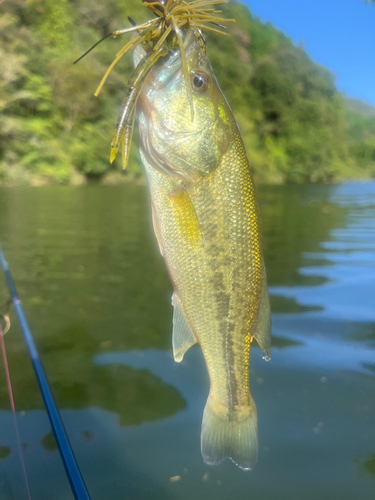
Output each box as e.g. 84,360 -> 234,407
0,182 -> 374,499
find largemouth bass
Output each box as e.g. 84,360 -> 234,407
135,30 -> 271,470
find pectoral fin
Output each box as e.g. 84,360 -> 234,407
168,184 -> 201,247
252,268 -> 271,361
172,293 -> 197,362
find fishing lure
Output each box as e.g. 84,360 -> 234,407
74,0 -> 234,169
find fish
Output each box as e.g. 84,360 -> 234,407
76,0 -> 271,471
134,29 -> 271,470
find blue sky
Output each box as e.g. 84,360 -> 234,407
243,0 -> 375,106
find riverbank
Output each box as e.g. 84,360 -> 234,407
0,165 -> 372,188
0,167 -> 147,188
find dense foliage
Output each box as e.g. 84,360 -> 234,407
1,0 -> 374,185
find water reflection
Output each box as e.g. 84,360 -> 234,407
269,294 -> 323,314
0,323 -> 186,425
0,446 -> 11,459
358,454 -> 375,478
259,184 -> 349,287
362,363 -> 375,375
0,183 -> 374,499
42,432 -> 57,452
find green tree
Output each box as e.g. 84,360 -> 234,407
0,0 -> 374,185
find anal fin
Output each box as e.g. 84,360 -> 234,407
172,293 -> 197,362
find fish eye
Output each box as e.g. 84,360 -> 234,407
191,71 -> 210,93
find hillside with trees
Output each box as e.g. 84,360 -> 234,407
1,0 -> 374,185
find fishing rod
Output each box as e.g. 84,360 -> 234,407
0,246 -> 91,500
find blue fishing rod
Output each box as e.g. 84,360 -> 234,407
0,246 -> 91,500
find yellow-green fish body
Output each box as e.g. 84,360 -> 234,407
136,30 -> 271,470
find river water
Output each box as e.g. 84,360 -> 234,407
0,182 -> 374,500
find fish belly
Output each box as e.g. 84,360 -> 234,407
141,131 -> 269,470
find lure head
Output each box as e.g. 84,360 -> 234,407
136,30 -> 233,181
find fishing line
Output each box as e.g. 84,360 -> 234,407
0,246 -> 92,500
0,318 -> 32,500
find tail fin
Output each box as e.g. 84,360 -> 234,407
201,395 -> 258,471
